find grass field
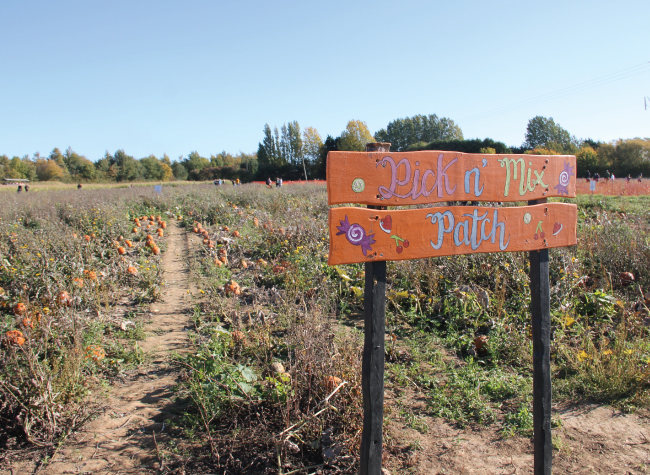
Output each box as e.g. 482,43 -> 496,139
1,183 -> 649,473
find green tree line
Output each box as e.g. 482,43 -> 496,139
2,114 -> 647,183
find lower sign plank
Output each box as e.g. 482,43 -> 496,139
328,203 -> 577,266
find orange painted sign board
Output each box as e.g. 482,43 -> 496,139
327,151 -> 576,206
328,203 -> 577,266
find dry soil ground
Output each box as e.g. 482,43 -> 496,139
3,222 -> 650,474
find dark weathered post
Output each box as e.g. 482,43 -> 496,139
529,198 -> 552,475
360,142 -> 390,475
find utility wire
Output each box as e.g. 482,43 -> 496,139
460,62 -> 650,123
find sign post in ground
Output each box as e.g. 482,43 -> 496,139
327,145 -> 577,475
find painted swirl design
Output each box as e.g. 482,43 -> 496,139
347,224 -> 366,244
559,171 -> 570,187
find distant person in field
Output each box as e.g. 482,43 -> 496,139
586,170 -> 591,182
275,177 -> 280,188
639,173 -> 643,183
593,172 -> 600,183
266,177 -> 272,187
606,170 -> 611,181
24,185 -> 29,192
611,173 -> 615,180
279,177 -> 283,187
17,185 -> 22,193
627,174 -> 631,183
77,183 -> 82,190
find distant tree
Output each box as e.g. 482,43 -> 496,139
35,159 -> 66,181
161,163 -> 174,181
161,154 -> 172,166
49,148 -> 67,173
479,147 -> 497,154
339,120 -> 375,151
421,138 -> 511,154
576,146 -> 599,176
114,150 -> 141,181
257,124 -> 283,167
171,162 -> 188,180
597,138 -> 650,177
7,155 -> 36,180
375,114 -> 463,151
140,155 -> 165,180
183,151 -> 210,177
315,135 -> 340,179
524,116 -> 576,153
63,147 -> 95,181
581,138 -> 603,150
0,155 -> 9,179
303,126 -> 323,180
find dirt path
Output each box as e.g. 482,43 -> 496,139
41,222 -> 193,474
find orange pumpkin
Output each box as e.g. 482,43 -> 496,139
118,246 -> 126,255
58,291 -> 72,307
5,330 -> 25,346
132,227 -> 138,233
73,277 -> 84,288
84,235 -> 91,242
146,234 -> 153,241
214,258 -> 223,267
232,231 -> 240,238
157,229 -> 164,237
160,222 -> 167,229
219,256 -> 228,265
21,317 -> 34,329
203,237 -> 209,245
253,217 -> 259,227
13,303 -> 27,316
125,240 -> 133,248
193,227 -> 199,233
127,266 -> 138,275
225,281 -> 241,296
151,246 -> 160,255
323,376 -> 343,392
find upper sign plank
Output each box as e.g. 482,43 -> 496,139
328,203 -> 577,266
327,151 -> 576,206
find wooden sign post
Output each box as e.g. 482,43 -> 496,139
327,145 -> 577,475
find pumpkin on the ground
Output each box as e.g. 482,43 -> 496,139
13,303 -> 26,316
5,330 -> 25,346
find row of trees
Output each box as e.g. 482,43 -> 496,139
0,148 -> 258,183
2,114 -> 648,182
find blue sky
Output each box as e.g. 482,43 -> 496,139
1,0 -> 649,161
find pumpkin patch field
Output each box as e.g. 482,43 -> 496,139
1,185 -> 650,474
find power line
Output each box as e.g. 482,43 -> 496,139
459,62 -> 650,123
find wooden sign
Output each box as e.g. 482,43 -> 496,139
327,151 -> 576,206
328,203 -> 577,265
327,144 -> 575,475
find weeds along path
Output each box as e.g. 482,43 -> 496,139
45,221 -> 193,474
